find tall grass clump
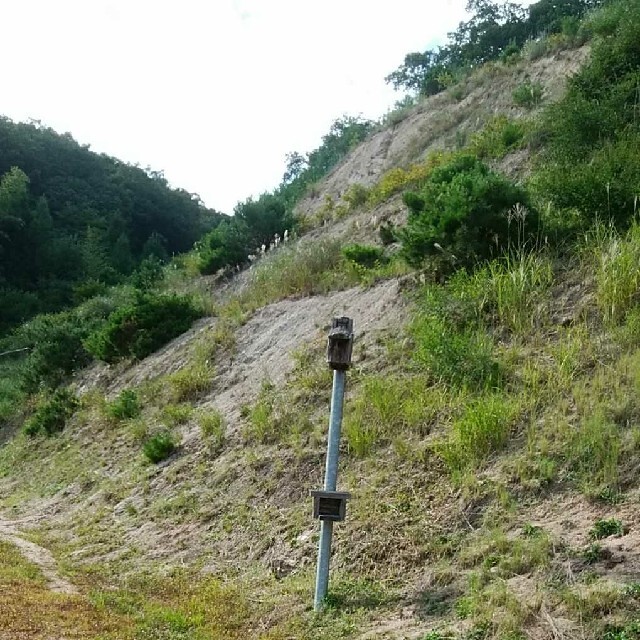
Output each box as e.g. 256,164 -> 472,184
198,409 -> 226,452
571,413 -> 620,498
343,375 -> 447,457
482,251 -> 553,333
238,239 -> 357,310
590,223 -> 640,324
439,394 -> 517,474
411,311 -> 500,390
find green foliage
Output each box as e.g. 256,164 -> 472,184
0,119 -> 221,332
398,154 -> 534,268
535,0 -> 640,228
589,518 -> 624,540
197,219 -> 252,275
379,223 -> 396,246
237,239 -> 358,310
199,410 -> 225,451
11,292 -> 125,392
583,542 -> 606,564
481,251 -> 553,333
592,223 -> 640,324
411,281 -> 501,389
439,395 -> 517,472
106,389 -> 141,421
84,293 -> 200,363
159,403 -> 193,428
143,431 -> 177,463
342,184 -> 370,209
343,375 -> 442,457
342,244 -> 387,269
411,313 -> 500,389
278,116 -> 374,209
469,116 -> 528,159
23,388 -> 78,437
385,0 -> 597,97
602,621 -> 640,640
168,363 -> 213,402
512,81 -> 545,108
571,413 -> 620,496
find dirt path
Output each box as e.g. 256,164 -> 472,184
0,518 -> 77,594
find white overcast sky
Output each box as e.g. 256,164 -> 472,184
1,1 -> 524,214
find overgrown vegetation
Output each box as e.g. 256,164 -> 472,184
386,0 -> 601,97
84,293 -> 201,363
23,388 -> 78,437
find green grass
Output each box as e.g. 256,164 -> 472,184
481,251 -> 553,333
168,362 -> 213,402
438,394 -> 519,475
584,222 -> 640,324
198,408 -> 226,452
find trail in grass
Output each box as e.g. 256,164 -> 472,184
0,518 -> 77,594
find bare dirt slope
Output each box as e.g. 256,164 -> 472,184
294,46 -> 589,222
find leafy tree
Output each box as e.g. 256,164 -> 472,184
198,219 -> 251,274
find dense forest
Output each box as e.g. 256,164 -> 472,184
0,118 -> 223,331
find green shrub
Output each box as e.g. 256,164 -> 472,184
342,183 -> 370,209
342,244 -> 387,269
15,311 -> 92,392
590,518 -> 624,540
106,389 -> 141,421
512,81 -> 544,109
469,116 -> 528,160
143,431 -> 177,463
84,293 -> 200,363
399,154 -> 534,268
24,388 -> 78,437
379,222 -> 396,246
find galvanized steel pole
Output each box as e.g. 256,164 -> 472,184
314,368 -> 346,610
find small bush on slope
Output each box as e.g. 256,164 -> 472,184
399,154 -> 535,268
106,389 -> 141,421
24,388 -> 78,437
84,292 -> 201,363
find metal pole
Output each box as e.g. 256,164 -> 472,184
314,368 -> 346,611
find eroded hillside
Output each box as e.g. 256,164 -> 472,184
2,12 -> 640,639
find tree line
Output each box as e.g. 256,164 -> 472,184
386,0 -> 607,97
0,118 -> 223,332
